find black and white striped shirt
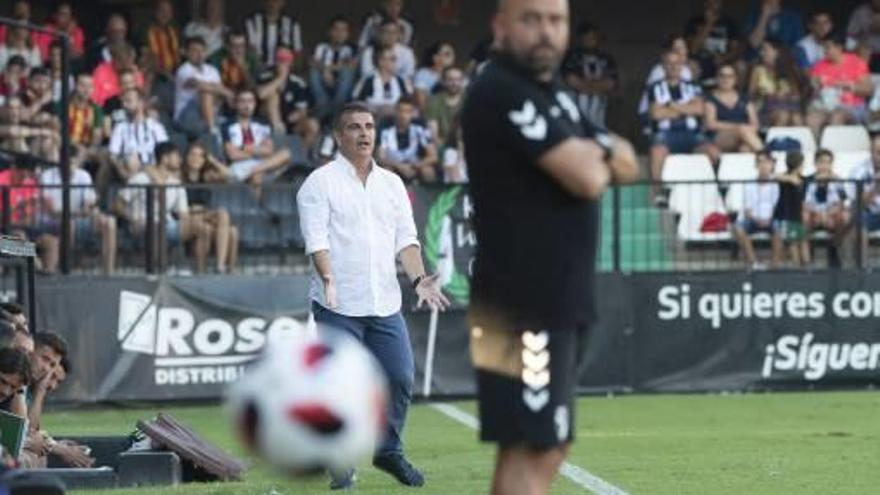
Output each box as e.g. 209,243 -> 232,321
244,12 -> 303,66
379,122 -> 433,164
353,74 -> 411,108
357,12 -> 414,48
108,117 -> 170,166
647,80 -> 703,132
312,42 -> 357,68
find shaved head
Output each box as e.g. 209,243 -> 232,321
493,0 -> 569,80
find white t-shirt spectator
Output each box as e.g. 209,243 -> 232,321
183,22 -> 227,58
39,167 -> 97,214
805,179 -> 846,213
358,12 -> 414,48
120,171 -> 189,224
174,61 -> 222,120
353,74 -> 411,108
850,160 -> 880,213
796,35 -> 825,69
359,44 -> 415,80
741,181 -> 780,222
222,119 -> 273,153
0,45 -> 41,71
108,117 -> 170,166
379,122 -> 432,164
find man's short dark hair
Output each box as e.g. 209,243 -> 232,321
0,303 -> 24,316
0,347 -> 31,385
185,36 -> 207,48
329,15 -> 349,27
29,67 -> 50,79
816,148 -> 834,161
396,94 -> 417,108
373,45 -> 394,67
6,55 -> 26,69
236,87 -> 256,100
34,331 -> 68,358
334,101 -> 374,132
154,141 -> 179,164
786,150 -> 805,172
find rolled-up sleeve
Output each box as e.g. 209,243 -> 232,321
393,178 -> 420,254
297,175 -> 330,255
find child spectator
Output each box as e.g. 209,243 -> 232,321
309,16 -> 358,122
705,64 -> 763,152
733,150 -> 779,269
353,46 -> 413,119
807,33 -> 872,138
748,39 -> 804,126
563,23 -> 617,127
773,150 -> 809,267
413,41 -> 455,110
378,95 -> 437,182
804,148 -> 848,266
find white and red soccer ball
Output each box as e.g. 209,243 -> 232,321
227,331 -> 388,473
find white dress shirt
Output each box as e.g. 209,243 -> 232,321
297,154 -> 420,317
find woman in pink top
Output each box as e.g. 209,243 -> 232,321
807,34 -> 873,138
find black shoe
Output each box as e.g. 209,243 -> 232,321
373,454 -> 424,487
329,468 -> 356,490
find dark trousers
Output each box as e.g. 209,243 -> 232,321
312,302 -> 414,456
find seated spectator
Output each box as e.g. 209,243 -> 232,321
748,39 -> 804,126
563,22 -> 617,127
65,73 -> 106,165
182,142 -> 238,273
353,46 -> 413,119
115,142 -> 211,273
358,0 -> 414,49
46,41 -> 75,104
849,134 -> 880,265
773,150 -> 809,267
745,0 -> 805,51
705,64 -> 763,152
796,10 -> 833,72
184,0 -> 227,59
174,36 -> 233,138
0,1 -> 36,47
440,123 -> 467,183
35,3 -> 85,60
846,0 -> 880,70
141,0 -> 181,81
222,88 -> 291,185
309,16 -> 358,122
0,19 -> 41,71
0,347 -> 30,413
733,150 -> 779,269
91,42 -> 145,107
245,0 -> 303,67
638,35 -> 698,123
40,153 -> 118,275
102,68 -> 139,139
256,46 -> 318,146
359,19 -> 416,80
107,88 -> 169,185
20,67 -> 57,128
0,55 -> 27,103
209,30 -> 259,94
378,95 -> 437,182
0,162 -> 59,273
806,33 -> 872,138
804,149 -> 848,263
0,95 -> 56,156
425,66 -> 465,149
684,0 -> 743,84
414,41 -> 455,110
648,50 -> 719,202
85,13 -> 132,72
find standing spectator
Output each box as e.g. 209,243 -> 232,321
244,0 -> 303,67
796,10 -> 833,71
806,34 -> 872,138
142,0 -> 181,80
732,150 -> 779,269
35,3 -> 85,61
181,142 -> 238,273
85,14 -> 131,72
184,0 -> 227,59
174,36 -> 232,138
685,0 -> 743,83
425,66 -> 465,149
413,41 -> 455,110
353,47 -> 413,119
748,39 -> 804,126
378,96 -> 437,183
102,68 -> 138,137
773,151 -> 809,267
648,51 -> 719,201
0,56 -> 27,103
222,88 -> 291,185
309,16 -> 358,122
39,154 -> 118,275
210,30 -> 259,93
115,142 -> 211,273
804,148 -> 848,266
359,20 -> 416,80
107,88 -> 169,184
358,0 -> 415,49
745,0 -> 805,50
0,19 -> 41,71
563,22 -> 618,127
256,46 -> 317,143
705,64 -> 763,152
91,42 -> 145,107
846,0 -> 880,69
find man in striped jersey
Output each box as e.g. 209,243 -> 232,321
244,0 -> 302,68
378,95 -> 438,182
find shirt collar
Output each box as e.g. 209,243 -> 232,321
334,153 -> 377,180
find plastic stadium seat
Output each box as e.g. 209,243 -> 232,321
670,183 -> 731,242
820,125 -> 871,153
766,126 -> 817,153
717,153 -> 757,181
832,151 -> 871,179
661,154 -> 715,183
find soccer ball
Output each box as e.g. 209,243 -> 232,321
226,330 -> 388,473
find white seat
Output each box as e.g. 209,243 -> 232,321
670,183 -> 731,242
820,125 -> 871,153
661,154 -> 715,183
717,153 -> 757,181
832,151 -> 871,179
766,126 -> 817,153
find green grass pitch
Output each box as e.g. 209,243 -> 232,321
43,391 -> 879,494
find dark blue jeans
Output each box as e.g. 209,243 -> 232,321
312,302 -> 414,457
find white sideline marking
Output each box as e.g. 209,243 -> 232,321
430,403 -> 629,495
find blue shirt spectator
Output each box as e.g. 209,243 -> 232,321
744,0 -> 805,52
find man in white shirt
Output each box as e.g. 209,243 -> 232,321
115,142 -> 212,273
359,19 -> 415,80
222,88 -> 291,184
106,88 -> 169,183
296,102 -> 449,490
796,10 -> 832,71
732,150 -> 780,269
174,36 -> 233,137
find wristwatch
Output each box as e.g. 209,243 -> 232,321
594,132 -> 614,162
412,274 -> 426,290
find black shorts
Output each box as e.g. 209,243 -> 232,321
469,312 -> 587,449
